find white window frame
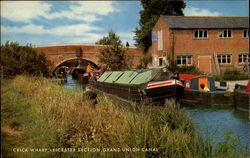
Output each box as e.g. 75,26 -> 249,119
157,30 -> 163,51
176,55 -> 192,66
243,30 -> 249,38
193,30 -> 208,39
238,53 -> 249,64
218,29 -> 233,38
217,54 -> 232,64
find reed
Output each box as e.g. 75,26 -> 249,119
1,75 -> 247,158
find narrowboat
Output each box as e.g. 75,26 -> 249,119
234,80 -> 250,112
89,68 -> 184,105
179,74 -> 234,106
82,71 -> 102,83
71,67 -> 86,80
82,73 -> 89,83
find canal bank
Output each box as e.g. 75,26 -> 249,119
63,75 -> 249,152
1,75 -> 248,158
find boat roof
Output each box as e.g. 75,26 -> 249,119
97,68 -> 174,85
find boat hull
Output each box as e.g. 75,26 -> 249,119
80,75 -> 89,83
180,89 -> 234,106
89,80 -> 184,105
234,84 -> 250,112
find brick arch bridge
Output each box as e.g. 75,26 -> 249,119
34,44 -> 144,74
54,57 -> 99,70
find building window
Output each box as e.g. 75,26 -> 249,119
217,54 -> 232,64
243,30 -> 249,38
152,31 -> 158,42
157,30 -> 163,51
159,58 -> 163,66
176,55 -> 192,65
218,29 -> 232,38
193,30 -> 208,39
238,53 -> 249,64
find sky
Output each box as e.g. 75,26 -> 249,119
1,1 -> 249,46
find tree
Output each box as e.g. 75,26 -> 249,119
97,31 -> 130,70
136,53 -> 152,69
96,30 -> 122,46
1,41 -> 50,77
134,0 -> 185,51
126,42 -> 130,47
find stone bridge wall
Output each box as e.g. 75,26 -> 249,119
34,44 -> 144,73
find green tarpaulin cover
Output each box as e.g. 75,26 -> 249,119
115,71 -> 138,84
97,69 -> 163,85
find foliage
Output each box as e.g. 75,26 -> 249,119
134,16 -> 159,52
1,75 -> 246,158
166,63 -> 203,74
99,45 -> 130,71
0,41 -> 50,77
126,42 -> 130,47
97,31 -> 130,70
214,130 -> 245,158
136,53 -> 152,69
134,0 -> 185,51
214,69 -> 249,81
96,30 -> 122,46
223,69 -> 249,80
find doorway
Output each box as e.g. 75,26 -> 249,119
198,55 -> 212,73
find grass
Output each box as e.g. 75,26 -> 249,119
1,75 -> 247,158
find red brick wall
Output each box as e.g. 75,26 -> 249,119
148,16 -> 249,74
35,44 -> 144,71
124,47 -> 144,68
148,16 -> 171,67
172,29 -> 249,73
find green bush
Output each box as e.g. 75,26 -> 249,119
166,64 -> 203,74
214,69 -> 249,81
136,53 -> 152,69
223,69 -> 248,80
99,45 -> 130,71
1,41 -> 50,77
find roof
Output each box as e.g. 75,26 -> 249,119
162,16 -> 249,29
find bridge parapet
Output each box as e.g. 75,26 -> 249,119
35,44 -> 144,74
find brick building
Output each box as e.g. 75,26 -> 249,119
148,16 -> 249,74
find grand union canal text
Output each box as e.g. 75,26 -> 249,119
13,147 -> 158,153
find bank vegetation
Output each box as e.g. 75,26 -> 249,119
0,41 -> 50,77
1,75 -> 246,158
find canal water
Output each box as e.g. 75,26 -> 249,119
63,74 -> 86,91
63,75 -> 249,151
183,105 -> 249,151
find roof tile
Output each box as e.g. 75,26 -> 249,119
163,16 -> 249,29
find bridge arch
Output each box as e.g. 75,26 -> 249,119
52,57 -> 99,75
34,44 -> 144,76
